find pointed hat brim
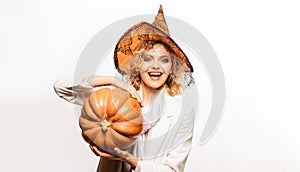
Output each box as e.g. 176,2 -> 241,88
114,6 -> 193,74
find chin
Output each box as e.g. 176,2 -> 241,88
144,81 -> 166,90
149,85 -> 164,90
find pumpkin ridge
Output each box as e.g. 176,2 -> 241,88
83,127 -> 101,142
130,115 -> 143,125
114,113 -> 143,124
88,92 -> 101,119
79,116 -> 100,130
112,115 -> 143,127
111,120 -> 143,136
107,88 -> 130,118
111,110 -> 139,122
82,100 -> 100,122
103,88 -> 113,119
112,121 -> 143,128
92,129 -> 106,151
103,128 -> 118,153
89,88 -> 111,119
109,128 -> 136,149
114,100 -> 141,122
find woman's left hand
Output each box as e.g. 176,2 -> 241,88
89,145 -> 138,169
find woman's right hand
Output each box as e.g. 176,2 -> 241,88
111,77 -> 143,107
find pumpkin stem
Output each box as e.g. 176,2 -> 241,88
100,119 -> 111,132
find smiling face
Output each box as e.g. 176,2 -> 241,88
139,43 -> 172,91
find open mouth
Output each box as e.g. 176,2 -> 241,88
148,72 -> 163,81
148,72 -> 162,77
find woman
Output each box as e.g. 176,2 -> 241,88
54,5 -> 195,172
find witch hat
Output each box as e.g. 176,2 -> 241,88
114,5 -> 193,74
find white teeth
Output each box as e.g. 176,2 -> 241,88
149,72 -> 161,76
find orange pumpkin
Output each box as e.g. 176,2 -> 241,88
79,88 -> 143,154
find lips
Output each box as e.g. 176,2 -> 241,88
148,72 -> 162,77
148,72 -> 162,81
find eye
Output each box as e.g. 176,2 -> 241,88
143,56 -> 152,62
161,57 -> 170,63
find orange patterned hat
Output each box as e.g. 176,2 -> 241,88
114,5 -> 193,74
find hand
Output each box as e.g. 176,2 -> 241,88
113,147 -> 138,168
89,145 -> 138,169
89,145 -> 121,160
111,77 -> 143,107
83,76 -> 143,107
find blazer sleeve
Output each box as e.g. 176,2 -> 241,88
53,78 -> 93,106
133,107 -> 195,172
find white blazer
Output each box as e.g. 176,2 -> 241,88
54,80 -> 194,172
132,90 -> 194,172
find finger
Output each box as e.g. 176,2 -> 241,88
129,90 -> 136,99
128,87 -> 136,97
134,94 -> 143,107
91,146 -> 113,158
89,145 -> 94,150
89,145 -> 100,156
114,147 -> 130,158
128,87 -> 143,107
89,145 -> 124,161
114,147 -> 137,162
113,147 -> 122,154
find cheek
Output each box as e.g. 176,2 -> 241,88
139,62 -> 150,72
162,63 -> 172,74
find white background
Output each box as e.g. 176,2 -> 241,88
1,0 -> 300,171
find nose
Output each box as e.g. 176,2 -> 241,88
151,59 -> 160,69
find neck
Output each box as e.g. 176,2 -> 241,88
141,82 -> 165,106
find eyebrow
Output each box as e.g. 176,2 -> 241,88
145,54 -> 170,59
160,55 -> 170,59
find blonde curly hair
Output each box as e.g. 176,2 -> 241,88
123,40 -> 194,97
